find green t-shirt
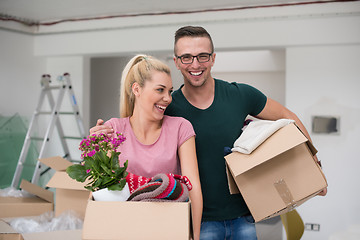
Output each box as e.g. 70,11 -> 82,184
165,78 -> 267,221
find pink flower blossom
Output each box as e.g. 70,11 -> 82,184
87,150 -> 96,157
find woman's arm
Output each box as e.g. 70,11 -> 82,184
178,136 -> 203,240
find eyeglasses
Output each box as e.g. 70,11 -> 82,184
176,53 -> 213,64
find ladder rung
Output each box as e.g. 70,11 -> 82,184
47,86 -> 62,90
38,111 -> 52,115
59,111 -> 78,115
30,137 -> 48,141
37,111 -> 78,115
64,136 -> 84,140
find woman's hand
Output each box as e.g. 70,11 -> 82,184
89,119 -> 114,136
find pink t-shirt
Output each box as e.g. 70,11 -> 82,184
105,116 -> 195,178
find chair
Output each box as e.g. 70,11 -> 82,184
281,209 -> 305,240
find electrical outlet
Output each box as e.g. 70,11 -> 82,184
312,224 -> 320,231
305,223 -> 312,231
305,223 -> 320,231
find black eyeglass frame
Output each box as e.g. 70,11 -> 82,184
175,53 -> 213,64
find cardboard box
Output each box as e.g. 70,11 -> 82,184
0,218 -> 81,240
225,123 -> 327,222
82,197 -> 191,240
0,180 -> 53,218
39,156 -> 90,219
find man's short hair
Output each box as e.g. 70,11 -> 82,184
174,26 -> 214,55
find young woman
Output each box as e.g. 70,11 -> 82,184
90,55 -> 202,240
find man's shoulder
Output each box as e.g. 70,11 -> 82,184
215,78 -> 246,88
167,87 -> 186,111
215,78 -> 258,94
171,86 -> 183,98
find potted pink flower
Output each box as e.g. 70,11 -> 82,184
66,132 -> 129,201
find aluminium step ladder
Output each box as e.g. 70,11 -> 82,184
11,73 -> 86,188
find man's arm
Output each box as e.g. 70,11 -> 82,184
256,98 -> 310,140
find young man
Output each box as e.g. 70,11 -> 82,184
90,26 -> 326,240
165,26 -> 326,240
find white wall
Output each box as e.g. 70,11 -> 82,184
0,30 -> 89,184
0,30 -> 46,117
287,45 -> 360,240
31,2 -> 360,55
212,50 -> 286,105
45,56 -> 90,131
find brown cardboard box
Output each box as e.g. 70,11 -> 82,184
0,180 -> 53,218
225,123 -> 327,222
0,218 -> 81,240
39,156 -> 90,219
82,196 -> 191,240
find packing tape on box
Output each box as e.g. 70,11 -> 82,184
274,179 -> 297,210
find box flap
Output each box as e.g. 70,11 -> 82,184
47,172 -> 88,191
0,219 -> 18,234
0,196 -> 46,204
306,140 -> 317,156
20,180 -> 54,203
225,163 -> 240,194
225,123 -> 310,175
38,156 -> 73,171
0,196 -> 53,219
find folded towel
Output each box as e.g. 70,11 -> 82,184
232,119 -> 294,154
127,173 -> 190,202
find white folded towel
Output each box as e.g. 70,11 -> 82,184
232,119 -> 295,154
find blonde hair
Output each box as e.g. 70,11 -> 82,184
119,54 -> 171,118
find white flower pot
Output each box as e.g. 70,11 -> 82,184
92,183 -> 130,201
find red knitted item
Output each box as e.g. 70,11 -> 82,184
127,173 -> 190,202
156,174 -> 176,199
126,172 -> 151,194
169,173 -> 193,191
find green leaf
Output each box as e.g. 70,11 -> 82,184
84,186 -> 93,191
114,162 -> 128,178
100,163 -> 113,176
123,160 -> 128,169
66,164 -> 88,182
98,151 -> 108,164
107,179 -> 126,191
102,176 -> 114,185
110,152 -> 120,169
87,155 -> 101,175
